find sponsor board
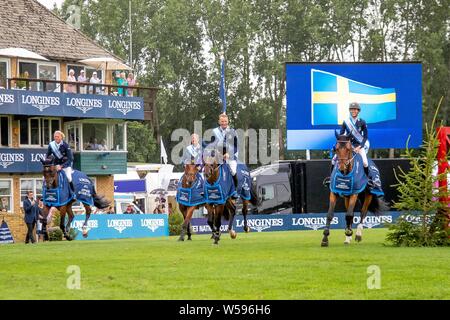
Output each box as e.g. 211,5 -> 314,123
190,212 -> 403,234
70,214 -> 168,240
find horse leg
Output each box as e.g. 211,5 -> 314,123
356,191 -> 373,242
59,206 -> 72,241
213,205 -> 223,245
322,192 -> 337,247
66,203 -> 75,238
178,205 -> 187,241
206,204 -> 215,239
242,200 -> 250,233
82,204 -> 91,238
226,199 -> 237,239
179,206 -> 195,242
344,194 -> 358,245
187,221 -> 192,241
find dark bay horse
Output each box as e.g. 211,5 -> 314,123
321,134 -> 388,247
203,153 -> 253,245
42,162 -> 110,240
177,163 -> 204,241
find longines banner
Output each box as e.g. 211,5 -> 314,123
189,212 -> 405,234
0,148 -> 47,172
70,214 -> 169,240
0,90 -> 144,120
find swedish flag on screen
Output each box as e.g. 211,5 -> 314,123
311,69 -> 396,125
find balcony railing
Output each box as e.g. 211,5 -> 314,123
7,77 -> 156,97
3,77 -> 159,132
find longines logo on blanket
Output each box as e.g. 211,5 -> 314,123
236,218 -> 283,232
67,97 -> 102,114
71,220 -> 98,233
353,215 -> 392,228
0,93 -> 14,106
292,216 -> 339,230
141,219 -> 165,232
107,219 -> 133,233
0,152 -> 24,168
108,100 -> 141,115
22,94 -> 60,111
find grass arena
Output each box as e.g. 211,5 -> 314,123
1,229 -> 449,300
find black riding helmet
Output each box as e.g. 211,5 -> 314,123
349,102 -> 361,110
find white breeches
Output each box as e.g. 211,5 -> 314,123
63,167 -> 73,183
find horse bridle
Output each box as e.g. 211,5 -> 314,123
336,140 -> 356,170
43,165 -> 58,189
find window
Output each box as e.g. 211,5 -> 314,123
0,116 -> 11,146
19,117 -> 61,146
0,58 -> 10,89
260,184 -> 275,201
20,179 -> 43,206
65,120 -> 127,151
0,180 -> 13,213
19,61 -> 59,92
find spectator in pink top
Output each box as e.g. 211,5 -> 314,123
66,69 -> 76,93
127,72 -> 136,97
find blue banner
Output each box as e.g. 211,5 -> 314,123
114,179 -> 146,193
286,63 -> 422,150
0,89 -> 144,120
189,212 -> 404,234
70,214 -> 169,240
0,148 -> 47,173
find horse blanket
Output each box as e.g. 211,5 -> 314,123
204,164 -> 236,205
42,171 -> 74,207
43,170 -> 95,207
236,163 -> 251,200
330,154 -> 384,196
72,170 -> 95,206
176,173 -> 205,206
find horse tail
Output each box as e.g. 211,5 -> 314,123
93,193 -> 110,209
368,196 -> 390,216
249,187 -> 258,206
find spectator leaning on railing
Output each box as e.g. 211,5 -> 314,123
66,69 -> 76,93
77,70 -> 87,94
90,71 -> 101,94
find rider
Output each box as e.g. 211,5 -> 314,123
324,102 -> 370,185
46,130 -> 74,191
181,133 -> 203,165
210,113 -> 239,188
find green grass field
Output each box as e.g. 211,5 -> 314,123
1,228 -> 449,300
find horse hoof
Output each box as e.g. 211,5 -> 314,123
178,237 -> 185,242
355,235 -> 362,242
229,230 -> 237,239
244,226 -> 250,233
187,237 -> 192,241
321,241 -> 329,247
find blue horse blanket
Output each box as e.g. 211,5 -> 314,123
330,154 -> 384,197
43,171 -> 74,207
176,173 -> 205,206
204,164 -> 236,205
236,163 -> 252,200
43,170 -> 95,207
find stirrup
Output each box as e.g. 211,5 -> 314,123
322,176 -> 331,187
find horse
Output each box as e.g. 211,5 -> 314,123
41,160 -> 110,240
203,151 -> 255,245
176,163 -> 205,241
321,134 -> 389,247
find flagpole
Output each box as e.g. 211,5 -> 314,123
219,52 -> 226,114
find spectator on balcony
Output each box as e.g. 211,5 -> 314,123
125,204 -> 135,214
90,71 -> 102,94
77,70 -> 87,94
98,139 -> 108,151
66,69 -> 76,93
127,72 -> 136,97
85,138 -> 99,150
116,72 -> 128,96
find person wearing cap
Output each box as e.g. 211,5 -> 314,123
90,71 -> 102,94
324,102 -> 370,186
77,70 -> 87,94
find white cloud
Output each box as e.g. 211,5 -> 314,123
37,0 -> 65,10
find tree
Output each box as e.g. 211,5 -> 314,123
386,98 -> 450,246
